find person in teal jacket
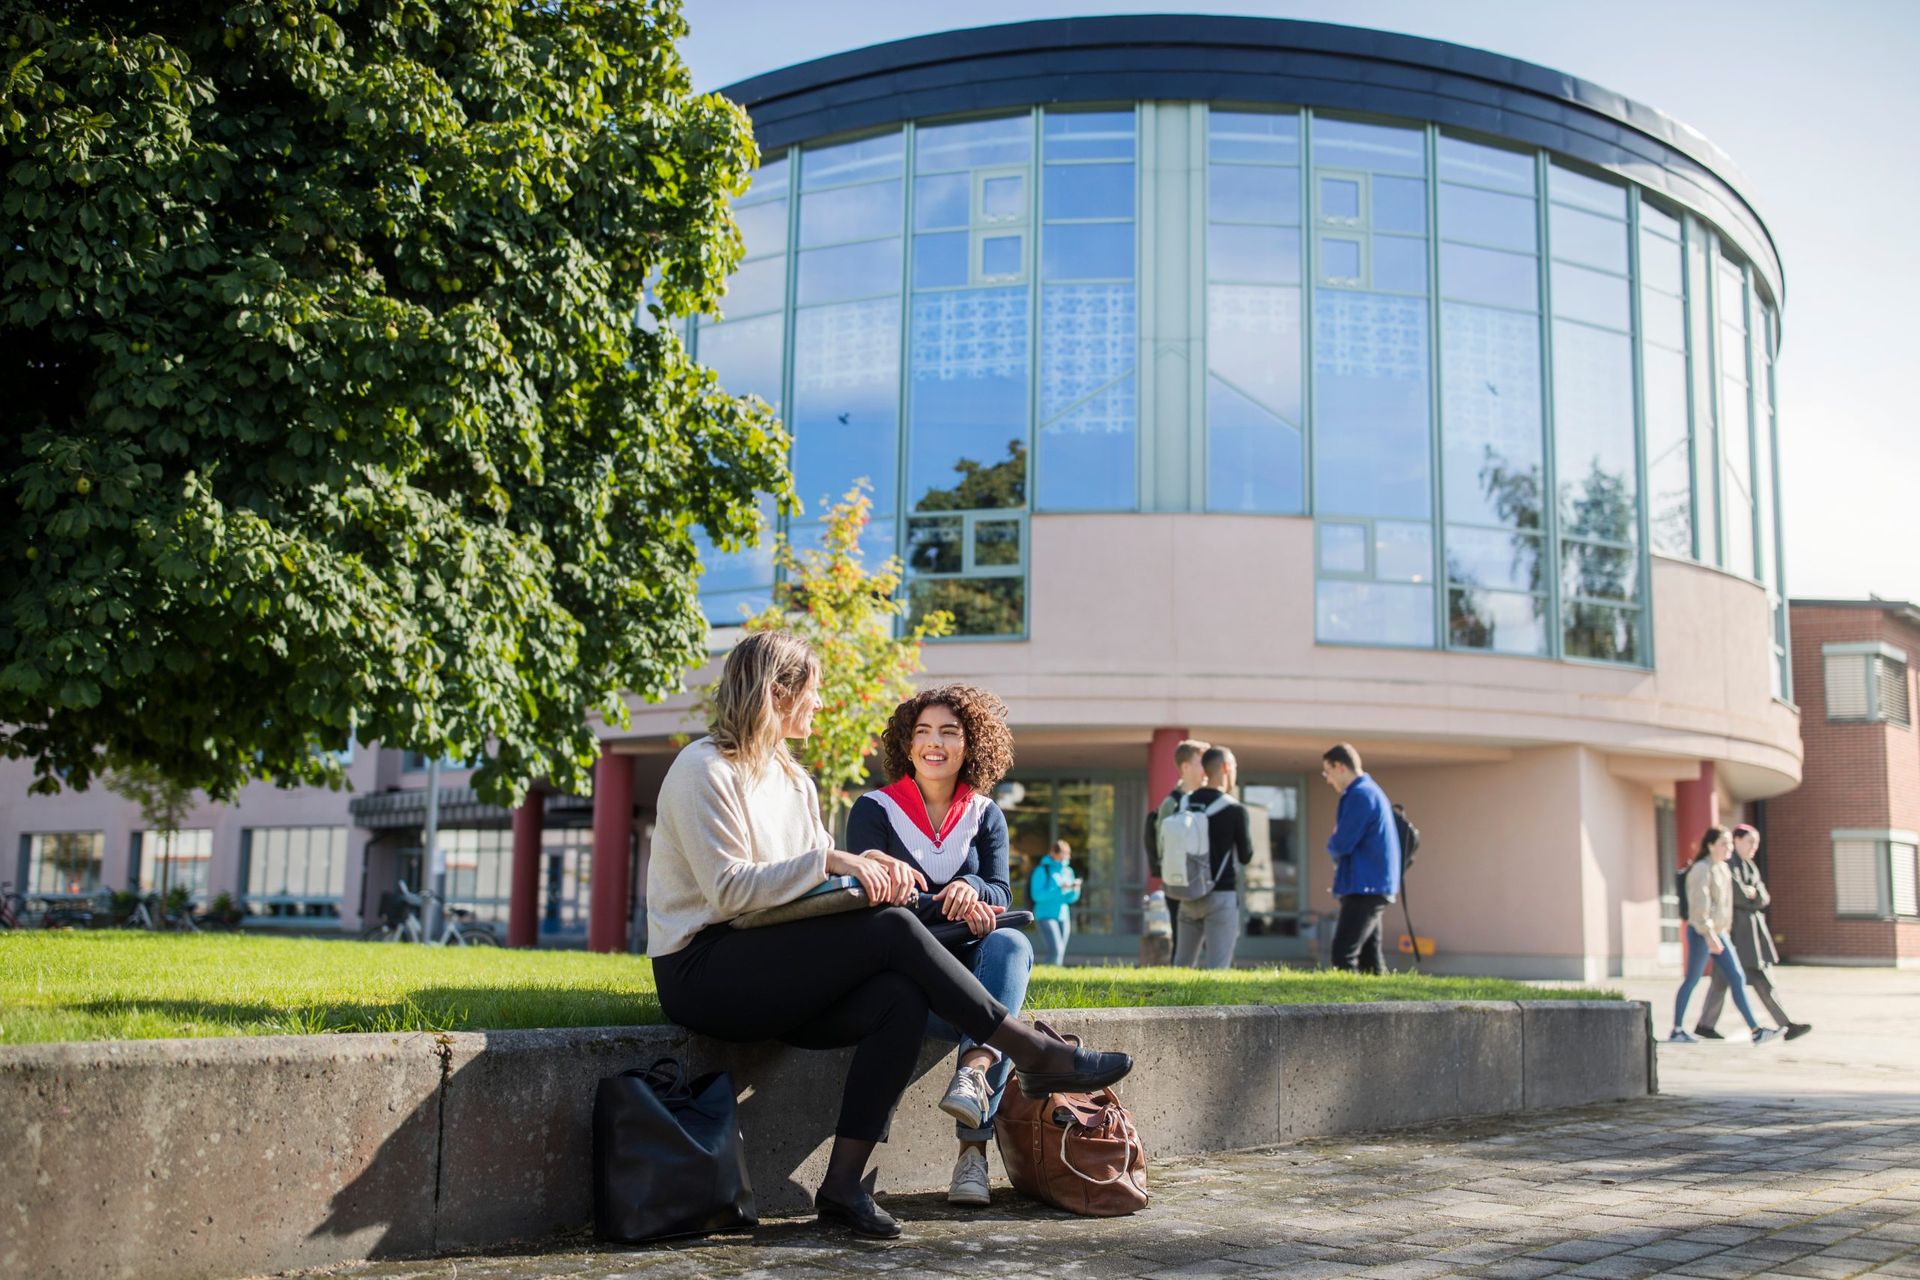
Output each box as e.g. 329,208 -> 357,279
1029,840 -> 1081,964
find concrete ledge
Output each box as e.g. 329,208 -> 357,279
0,1000 -> 1651,1279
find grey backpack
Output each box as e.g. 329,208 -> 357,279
1159,794 -> 1236,901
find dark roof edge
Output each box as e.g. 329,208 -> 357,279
716,14 -> 1782,309
1791,599 -> 1920,613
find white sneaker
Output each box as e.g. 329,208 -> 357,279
1667,1029 -> 1699,1044
938,1064 -> 991,1129
1751,1026 -> 1782,1045
948,1146 -> 991,1207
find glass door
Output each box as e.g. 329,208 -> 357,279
1239,776 -> 1311,960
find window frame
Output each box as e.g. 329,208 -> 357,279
1831,829 -> 1920,919
1823,642 -> 1911,726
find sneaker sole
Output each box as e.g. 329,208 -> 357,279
947,1186 -> 991,1207
937,1096 -> 988,1128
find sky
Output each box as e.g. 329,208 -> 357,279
680,0 -> 1920,604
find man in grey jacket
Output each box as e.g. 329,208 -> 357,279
1694,824 -> 1811,1040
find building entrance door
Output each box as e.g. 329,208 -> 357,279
1238,777 -> 1311,961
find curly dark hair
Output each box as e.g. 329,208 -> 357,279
878,683 -> 1015,792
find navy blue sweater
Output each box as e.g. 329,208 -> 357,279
845,780 -> 1011,908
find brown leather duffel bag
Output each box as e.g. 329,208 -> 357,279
994,1021 -> 1148,1216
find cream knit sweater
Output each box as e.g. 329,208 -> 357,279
645,736 -> 835,957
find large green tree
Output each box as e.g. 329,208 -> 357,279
0,0 -> 790,804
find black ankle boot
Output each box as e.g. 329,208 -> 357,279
815,1187 -> 902,1239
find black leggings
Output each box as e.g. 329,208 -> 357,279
651,906 -> 1009,1143
1331,894 -> 1390,974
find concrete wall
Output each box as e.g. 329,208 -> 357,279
1,1002 -> 1651,1280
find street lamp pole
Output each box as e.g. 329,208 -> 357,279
422,758 -> 445,942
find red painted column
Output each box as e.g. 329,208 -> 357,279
588,749 -> 635,954
507,789 -> 544,948
1145,727 -> 1189,891
1674,762 -> 1719,965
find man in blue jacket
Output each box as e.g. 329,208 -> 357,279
1321,743 -> 1402,975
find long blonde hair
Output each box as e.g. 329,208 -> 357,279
707,629 -> 819,778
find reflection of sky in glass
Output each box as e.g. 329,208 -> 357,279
799,180 -> 902,246
1446,526 -> 1542,592
1317,580 -> 1435,646
917,114 -> 1030,171
1312,118 -> 1424,175
1043,111 -> 1136,161
1442,302 -> 1542,528
1441,242 -> 1536,310
915,173 -> 969,229
699,312 -> 784,410
1450,588 -> 1548,654
1042,222 -> 1132,280
1314,291 -> 1431,519
803,132 -> 903,188
1551,320 -> 1637,538
1320,521 -> 1367,573
908,287 -> 1028,510
1549,204 -> 1627,273
1208,284 -> 1302,423
1210,224 -> 1300,283
791,298 -> 901,516
1208,110 -> 1300,165
1437,136 -> 1533,194
1045,164 -> 1134,219
1208,376 -> 1303,513
1208,164 -> 1297,224
797,239 -> 903,305
1440,184 -> 1536,251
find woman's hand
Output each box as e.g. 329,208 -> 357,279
827,849 -> 924,906
932,878 -> 981,921
1706,934 -> 1725,955
963,900 -> 1001,938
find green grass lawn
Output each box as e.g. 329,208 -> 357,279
0,931 -> 1616,1045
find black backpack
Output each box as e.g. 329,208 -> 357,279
1392,805 -> 1421,875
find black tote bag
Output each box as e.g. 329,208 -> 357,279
592,1057 -> 758,1242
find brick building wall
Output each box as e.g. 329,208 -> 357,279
1766,604 -> 1920,963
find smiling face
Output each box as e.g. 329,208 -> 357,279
1708,830 -> 1733,861
910,702 -> 967,785
776,672 -> 823,741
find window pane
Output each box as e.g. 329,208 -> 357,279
975,519 -> 1021,566
910,576 -> 1024,636
907,287 -> 1028,511
1450,588 -> 1549,655
1208,110 -> 1300,165
1208,283 -> 1302,423
912,231 -> 969,288
718,254 -> 784,318
1440,242 -> 1537,311
1437,136 -> 1534,194
1550,261 -> 1630,330
1892,843 -> 1918,917
1320,521 -> 1367,574
1209,223 -> 1301,284
907,516 -> 963,572
1824,654 -> 1871,719
797,239 -> 903,305
1046,164 -> 1134,219
1374,521 -> 1433,582
803,132 -> 904,188
1319,176 -> 1361,222
1640,201 -> 1680,242
1371,236 -> 1428,294
1638,225 -> 1682,294
1552,321 -> 1637,541
1372,177 -> 1427,233
734,199 -> 788,260
1562,540 -> 1640,602
1039,284 -> 1136,511
1832,839 -> 1883,915
1314,292 -> 1431,519
1441,303 -> 1543,529
1548,164 -> 1626,217
982,174 -> 1025,222
1043,111 -> 1136,161
980,234 -> 1023,278
1317,581 -> 1435,646
1320,236 -> 1361,283
799,180 -> 903,247
1643,345 -> 1692,558
1641,291 -> 1684,351
915,173 -> 970,229
743,156 -> 790,202
698,313 -> 785,410
1312,118 -> 1425,175
1207,375 -> 1303,514
1439,184 -> 1537,252
916,114 -> 1030,170
1208,164 -> 1299,224
791,298 -> 901,516
1446,527 -> 1544,593
1042,222 -> 1133,280
1877,657 -> 1911,727
1549,204 -> 1628,272
1563,603 -> 1640,663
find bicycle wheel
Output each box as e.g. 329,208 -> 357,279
461,928 -> 501,946
360,923 -> 395,942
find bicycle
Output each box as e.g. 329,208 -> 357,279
0,883 -> 26,930
360,880 -> 499,946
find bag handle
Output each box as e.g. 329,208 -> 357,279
623,1056 -> 689,1102
1055,1097 -> 1147,1194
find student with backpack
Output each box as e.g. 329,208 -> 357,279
1144,738 -> 1210,962
1320,743 -> 1401,975
1158,745 -> 1253,969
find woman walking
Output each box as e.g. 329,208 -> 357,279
1667,825 -> 1783,1046
847,683 -> 1029,1208
1030,840 -> 1081,966
1691,823 -> 1811,1040
646,632 -> 1132,1239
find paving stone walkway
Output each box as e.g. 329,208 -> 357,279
298,1090 -> 1920,1280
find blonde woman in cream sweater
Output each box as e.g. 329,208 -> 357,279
646,630 -> 1133,1240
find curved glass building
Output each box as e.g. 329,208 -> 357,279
633,17 -> 1801,976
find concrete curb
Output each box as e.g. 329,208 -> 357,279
0,1000 -> 1650,1279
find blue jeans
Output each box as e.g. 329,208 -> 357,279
1036,915 -> 1070,965
1673,926 -> 1761,1031
926,927 -> 1033,1140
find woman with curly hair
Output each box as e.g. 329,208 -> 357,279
649,638 -> 1132,1239
845,683 -> 1030,1209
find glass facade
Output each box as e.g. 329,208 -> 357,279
22,831 -> 103,897
242,826 -> 348,918
136,828 -> 213,900
689,102 -> 1784,670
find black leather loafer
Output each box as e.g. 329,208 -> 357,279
1016,1047 -> 1134,1099
815,1188 -> 902,1239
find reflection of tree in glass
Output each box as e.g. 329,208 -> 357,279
915,438 -> 1027,512
1564,461 -> 1635,547
911,578 -> 1023,637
